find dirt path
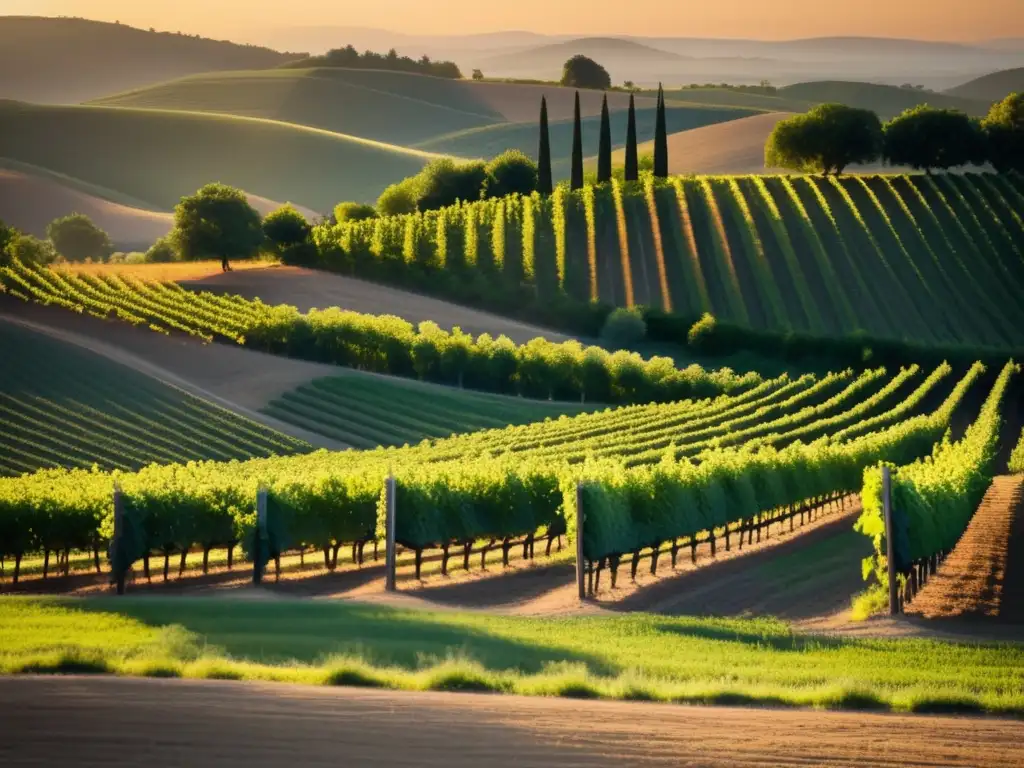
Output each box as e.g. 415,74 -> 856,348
181,266 -> 574,344
3,677 -> 1022,768
907,475 -> 1024,623
0,306 -> 345,450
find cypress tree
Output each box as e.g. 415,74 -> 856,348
597,93 -> 612,184
654,83 -> 669,178
570,91 -> 584,190
624,94 -> 639,182
537,96 -> 553,195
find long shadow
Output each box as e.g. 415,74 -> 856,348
409,562 -> 576,608
71,597 -> 612,675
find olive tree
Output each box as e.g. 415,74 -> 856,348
884,105 -> 985,172
46,213 -> 113,262
766,103 -> 883,175
171,183 -> 264,270
560,55 -> 611,90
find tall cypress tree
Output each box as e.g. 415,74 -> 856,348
597,93 -> 612,184
654,83 -> 669,178
537,96 -> 553,195
624,94 -> 639,182
570,91 -> 584,190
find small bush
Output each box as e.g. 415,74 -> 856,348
600,307 -> 647,348
485,150 -> 538,198
145,237 -> 177,263
46,213 -> 114,262
4,233 -> 57,266
417,158 -> 487,211
377,178 -> 421,216
334,202 -> 378,223
263,204 -> 311,254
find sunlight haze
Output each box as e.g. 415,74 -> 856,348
9,0 -> 1023,40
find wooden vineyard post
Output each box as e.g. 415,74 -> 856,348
882,467 -> 899,616
576,481 -> 586,601
253,488 -> 268,585
384,475 -> 397,593
113,484 -> 125,596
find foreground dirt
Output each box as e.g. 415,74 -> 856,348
907,475 -> 1024,623
3,677 -> 1022,768
181,265 -> 573,344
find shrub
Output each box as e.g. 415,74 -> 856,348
600,307 -> 647,349
145,237 -> 178,263
4,234 -> 57,266
485,150 -> 538,198
377,179 -> 421,216
417,159 -> 487,211
982,92 -> 1024,173
334,202 -> 378,223
561,55 -> 611,90
263,204 -> 311,254
46,213 -> 114,262
766,104 -> 883,175
884,106 -> 985,172
171,183 -> 264,263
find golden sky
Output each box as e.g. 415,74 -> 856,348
8,0 -> 1023,40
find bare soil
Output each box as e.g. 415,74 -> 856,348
181,265 -> 573,344
4,677 -> 1022,768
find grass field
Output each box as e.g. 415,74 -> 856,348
58,260 -> 276,282
0,101 -> 439,211
2,597 -> 1022,714
0,321 -> 310,476
777,81 -> 990,118
263,375 -> 599,449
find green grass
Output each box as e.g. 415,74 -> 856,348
0,321 -> 310,476
0,101 -> 440,211
262,375 -> 600,449
91,68 -> 503,147
2,597 -> 1022,715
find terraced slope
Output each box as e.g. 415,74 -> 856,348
323,172 -> 1024,349
0,321 -> 310,477
0,101 -> 439,210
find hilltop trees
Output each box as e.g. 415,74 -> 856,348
624,94 -> 639,182
766,103 -> 883,175
884,106 -> 985,172
561,55 -> 611,90
982,92 -> 1024,173
46,213 -> 114,262
172,183 -> 264,270
285,45 -> 462,79
537,96 -> 553,195
597,94 -> 613,184
570,91 -> 584,190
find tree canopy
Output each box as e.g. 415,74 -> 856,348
171,183 -> 264,263
766,103 -> 883,175
485,150 -> 538,198
982,92 -> 1024,173
46,213 -> 113,262
883,105 -> 984,172
282,45 -> 462,79
560,55 -> 611,90
263,204 -> 311,252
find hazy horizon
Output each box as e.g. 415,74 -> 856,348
6,0 -> 1023,43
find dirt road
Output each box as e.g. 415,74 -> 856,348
2,677 -> 1021,767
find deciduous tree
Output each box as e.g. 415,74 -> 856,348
46,213 -> 113,262
982,92 -> 1024,173
883,105 -> 985,172
171,183 -> 264,270
765,103 -> 883,175
560,55 -> 611,90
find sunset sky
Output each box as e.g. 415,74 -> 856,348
6,0 -> 1022,40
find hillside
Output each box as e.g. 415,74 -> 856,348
779,81 -> 990,118
0,319 -> 310,477
598,112 -> 793,176
417,104 -> 758,175
0,16 -> 299,104
483,37 -> 686,77
0,101 -> 440,212
321,172 -> 1024,350
946,68 -> 1024,102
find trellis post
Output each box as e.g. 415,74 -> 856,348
385,475 -> 397,592
882,467 -> 899,616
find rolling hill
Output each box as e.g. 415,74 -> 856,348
597,112 -> 794,176
778,81 -> 990,118
945,68 -> 1024,103
0,101 -> 440,212
0,16 -> 300,104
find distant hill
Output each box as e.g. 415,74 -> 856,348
0,101 -> 440,211
0,16 -> 301,104
480,37 -> 685,81
945,68 -> 1024,103
779,81 -> 990,118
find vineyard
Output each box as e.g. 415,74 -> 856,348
318,172 -> 1024,348
0,259 -> 760,405
0,340 -> 996,588
0,321 -> 310,477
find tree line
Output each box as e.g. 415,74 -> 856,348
282,44 -> 462,79
766,92 -> 1024,175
